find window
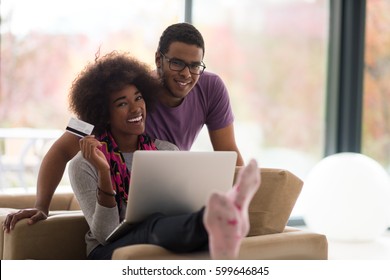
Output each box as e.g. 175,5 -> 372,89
0,0 -> 184,192
362,0 -> 390,172
191,0 -> 329,216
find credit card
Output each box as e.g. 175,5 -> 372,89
65,117 -> 94,138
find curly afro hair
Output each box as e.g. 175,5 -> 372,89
68,51 -> 162,135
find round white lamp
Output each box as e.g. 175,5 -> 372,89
303,152 -> 390,242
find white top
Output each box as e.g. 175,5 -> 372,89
68,139 -> 178,256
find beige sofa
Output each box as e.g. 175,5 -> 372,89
0,168 -> 328,260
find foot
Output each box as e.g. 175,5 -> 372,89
228,159 -> 261,236
204,159 -> 260,259
204,193 -> 241,259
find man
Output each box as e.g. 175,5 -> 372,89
2,22 -> 244,231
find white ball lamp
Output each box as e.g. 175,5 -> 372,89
303,152 -> 390,242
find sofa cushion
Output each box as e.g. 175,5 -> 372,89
69,195 -> 81,210
234,168 -> 303,236
112,227 -> 328,260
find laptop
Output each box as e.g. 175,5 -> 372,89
105,150 -> 237,242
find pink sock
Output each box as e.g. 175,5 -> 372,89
204,159 -> 260,259
204,193 -> 241,259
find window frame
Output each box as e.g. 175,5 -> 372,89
325,0 -> 367,156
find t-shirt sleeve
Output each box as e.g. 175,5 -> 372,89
204,73 -> 235,131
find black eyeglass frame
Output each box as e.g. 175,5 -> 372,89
159,52 -> 206,75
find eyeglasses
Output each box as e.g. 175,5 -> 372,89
160,52 -> 206,75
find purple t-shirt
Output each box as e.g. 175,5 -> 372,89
145,71 -> 234,151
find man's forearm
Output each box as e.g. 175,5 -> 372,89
236,151 -> 244,166
34,132 -> 80,213
34,155 -> 67,213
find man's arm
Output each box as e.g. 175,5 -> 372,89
2,132 -> 80,232
35,132 -> 81,213
208,123 -> 244,166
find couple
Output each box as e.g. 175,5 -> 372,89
3,23 -> 260,259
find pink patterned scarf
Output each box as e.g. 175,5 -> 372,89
97,130 -> 157,211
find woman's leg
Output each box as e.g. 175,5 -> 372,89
89,159 -> 260,260
88,210 -> 208,260
147,208 -> 208,252
204,159 -> 260,259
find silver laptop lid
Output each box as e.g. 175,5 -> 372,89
125,151 -> 237,223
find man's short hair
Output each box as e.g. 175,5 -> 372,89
158,22 -> 205,57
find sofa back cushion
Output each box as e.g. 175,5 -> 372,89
69,195 -> 81,210
0,193 -> 80,211
234,167 -> 303,236
0,194 -> 36,209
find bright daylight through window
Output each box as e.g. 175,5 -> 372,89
0,0 -> 184,192
1,0 -> 330,218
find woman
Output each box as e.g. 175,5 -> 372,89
68,51 -> 260,260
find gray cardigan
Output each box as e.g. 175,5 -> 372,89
68,139 -> 179,256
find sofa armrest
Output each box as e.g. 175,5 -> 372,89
244,168 -> 303,236
112,227 -> 328,260
2,211 -> 89,260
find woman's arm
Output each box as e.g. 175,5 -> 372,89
69,136 -> 120,244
